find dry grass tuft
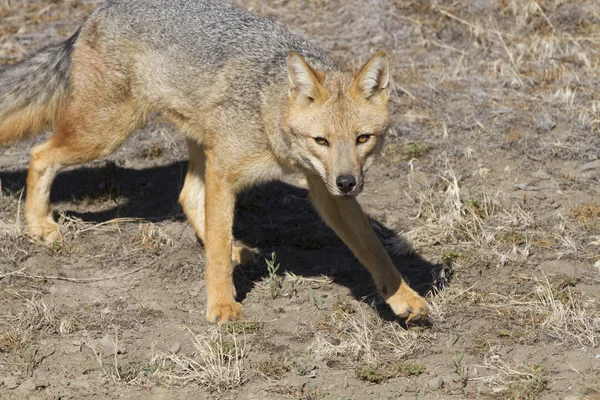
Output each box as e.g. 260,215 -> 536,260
136,223 -> 174,251
9,295 -> 81,343
407,162 -> 498,246
534,273 -> 600,347
427,283 -> 481,323
571,203 -> 600,231
224,320 -> 262,335
0,328 -> 26,352
17,296 -> 57,334
255,359 -> 291,379
150,327 -> 246,391
0,184 -> 26,246
355,362 -> 424,383
405,160 -> 536,269
481,272 -> 600,347
310,304 -> 424,365
475,355 -> 548,399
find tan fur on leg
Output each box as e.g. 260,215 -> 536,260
179,139 -> 208,240
179,140 -> 257,265
26,142 -> 62,243
306,174 -> 428,322
204,150 -> 242,324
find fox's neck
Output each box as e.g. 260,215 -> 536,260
269,97 -> 301,171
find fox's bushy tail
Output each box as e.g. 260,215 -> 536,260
0,29 -> 80,147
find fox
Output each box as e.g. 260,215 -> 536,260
0,0 -> 428,324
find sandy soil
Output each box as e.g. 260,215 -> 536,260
1,1 -> 599,399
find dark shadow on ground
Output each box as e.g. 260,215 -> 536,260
0,161 -> 450,322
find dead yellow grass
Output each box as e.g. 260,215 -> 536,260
309,305 -> 427,366
479,273 -> 600,347
571,204 -> 600,231
0,328 -> 25,352
150,327 -> 246,391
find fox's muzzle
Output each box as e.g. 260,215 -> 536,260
328,141 -> 363,197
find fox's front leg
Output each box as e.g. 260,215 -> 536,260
306,175 -> 428,322
203,151 -> 242,324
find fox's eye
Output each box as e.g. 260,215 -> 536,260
357,134 -> 371,144
314,137 -> 329,146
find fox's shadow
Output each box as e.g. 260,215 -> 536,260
0,161 -> 449,322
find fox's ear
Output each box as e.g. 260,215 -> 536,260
287,52 -> 324,103
354,52 -> 389,99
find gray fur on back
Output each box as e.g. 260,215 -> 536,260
98,0 -> 340,74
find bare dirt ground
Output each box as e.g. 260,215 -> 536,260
1,0 -> 599,399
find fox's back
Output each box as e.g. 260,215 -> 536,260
95,0 -> 337,75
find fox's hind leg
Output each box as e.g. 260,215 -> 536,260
179,139 -> 256,265
26,97 -> 143,243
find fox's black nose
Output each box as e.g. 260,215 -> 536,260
336,175 -> 356,194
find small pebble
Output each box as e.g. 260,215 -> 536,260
64,345 -> 80,355
19,379 -> 36,391
535,113 -> 556,132
169,342 -> 181,354
3,377 -> 19,389
98,334 -> 114,353
467,365 -> 479,379
429,376 -> 444,390
305,368 -> 317,378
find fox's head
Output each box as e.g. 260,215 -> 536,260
284,52 -> 390,198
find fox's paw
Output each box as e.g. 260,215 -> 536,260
385,283 -> 428,323
29,220 -> 62,244
232,245 -> 258,266
206,301 -> 243,325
